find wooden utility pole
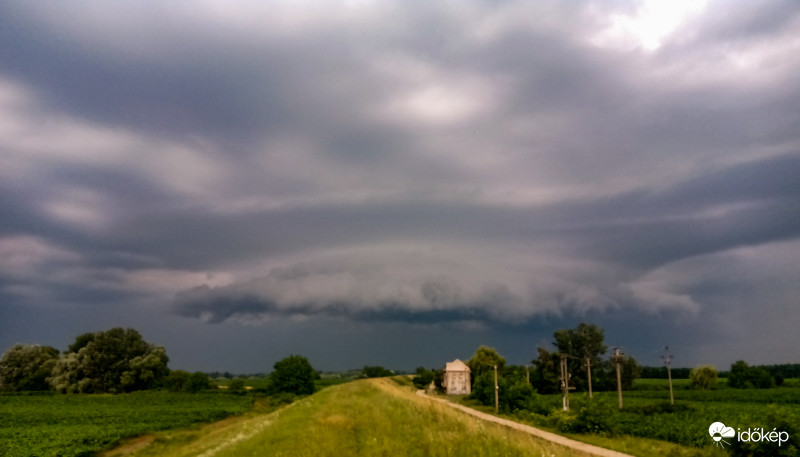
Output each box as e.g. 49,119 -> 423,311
585,356 -> 593,398
612,348 -> 624,409
560,354 -> 571,411
662,346 -> 674,405
493,364 -> 499,414
526,364 -> 530,385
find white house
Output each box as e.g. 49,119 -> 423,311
443,359 -> 471,395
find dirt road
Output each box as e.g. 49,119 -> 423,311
416,390 -> 635,457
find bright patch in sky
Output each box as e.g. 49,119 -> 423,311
592,0 -> 708,51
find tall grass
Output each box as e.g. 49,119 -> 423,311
136,378 -> 589,457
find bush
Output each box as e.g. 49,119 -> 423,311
689,365 -> 718,390
228,378 -> 246,395
571,398 -> 617,435
165,370 -> 190,392
412,367 -> 434,390
187,372 -> 211,393
362,366 -> 394,378
728,405 -> 799,457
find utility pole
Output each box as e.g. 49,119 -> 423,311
612,348 -> 624,409
493,364 -> 499,414
585,356 -> 593,398
662,346 -> 674,406
526,364 -> 530,385
560,354 -> 572,411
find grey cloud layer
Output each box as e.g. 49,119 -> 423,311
1,1 -> 799,339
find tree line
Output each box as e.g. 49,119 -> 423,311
0,327 -> 318,397
413,322 -> 795,413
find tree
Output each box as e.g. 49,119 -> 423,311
689,365 -> 718,390
467,346 -> 505,382
269,355 -> 316,396
48,327 -> 168,393
531,347 -> 561,394
471,365 -> 537,413
728,360 -> 775,389
362,366 -> 393,378
0,344 -> 59,392
165,370 -> 191,392
553,323 -> 607,392
620,355 -> 641,390
187,372 -> 211,392
412,367 -> 434,390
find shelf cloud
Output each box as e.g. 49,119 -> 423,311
1,0 -> 799,370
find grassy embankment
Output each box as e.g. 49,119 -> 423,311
125,377 -> 593,457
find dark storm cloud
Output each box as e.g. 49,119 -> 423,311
2,0 -> 800,369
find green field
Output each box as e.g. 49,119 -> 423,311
5,377 -> 800,457
466,378 -> 800,456
0,392 -> 253,457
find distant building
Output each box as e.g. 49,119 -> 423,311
443,359 -> 471,395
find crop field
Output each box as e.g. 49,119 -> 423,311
498,379 -> 800,456
0,392 -> 253,457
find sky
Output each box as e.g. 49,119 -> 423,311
1,0 -> 799,373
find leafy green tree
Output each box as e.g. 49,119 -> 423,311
165,370 -> 191,392
728,360 -> 750,388
620,356 -> 641,390
467,346 -> 505,383
531,347 -> 561,394
362,366 -> 393,378
269,355 -> 316,396
728,360 -> 775,389
590,356 -> 640,391
48,327 -> 168,393
689,365 -> 718,390
412,367 -> 434,390
470,365 -> 537,413
0,344 -> 59,391
67,332 -> 96,353
187,372 -> 211,392
553,323 -> 607,392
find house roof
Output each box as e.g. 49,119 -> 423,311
445,359 -> 470,372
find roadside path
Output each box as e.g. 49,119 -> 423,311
416,390 -> 635,457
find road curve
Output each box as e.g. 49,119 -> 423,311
416,390 -> 635,457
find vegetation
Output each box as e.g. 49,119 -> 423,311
3,321 -> 798,457
128,378 -> 587,457
467,345 -> 505,380
412,366 -> 435,389
531,323 -> 640,394
268,355 -> 316,396
689,365 -> 718,390
728,360 -> 776,389
0,344 -> 59,392
456,323 -> 799,457
362,365 -> 394,378
0,391 -> 252,457
49,328 -> 169,393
